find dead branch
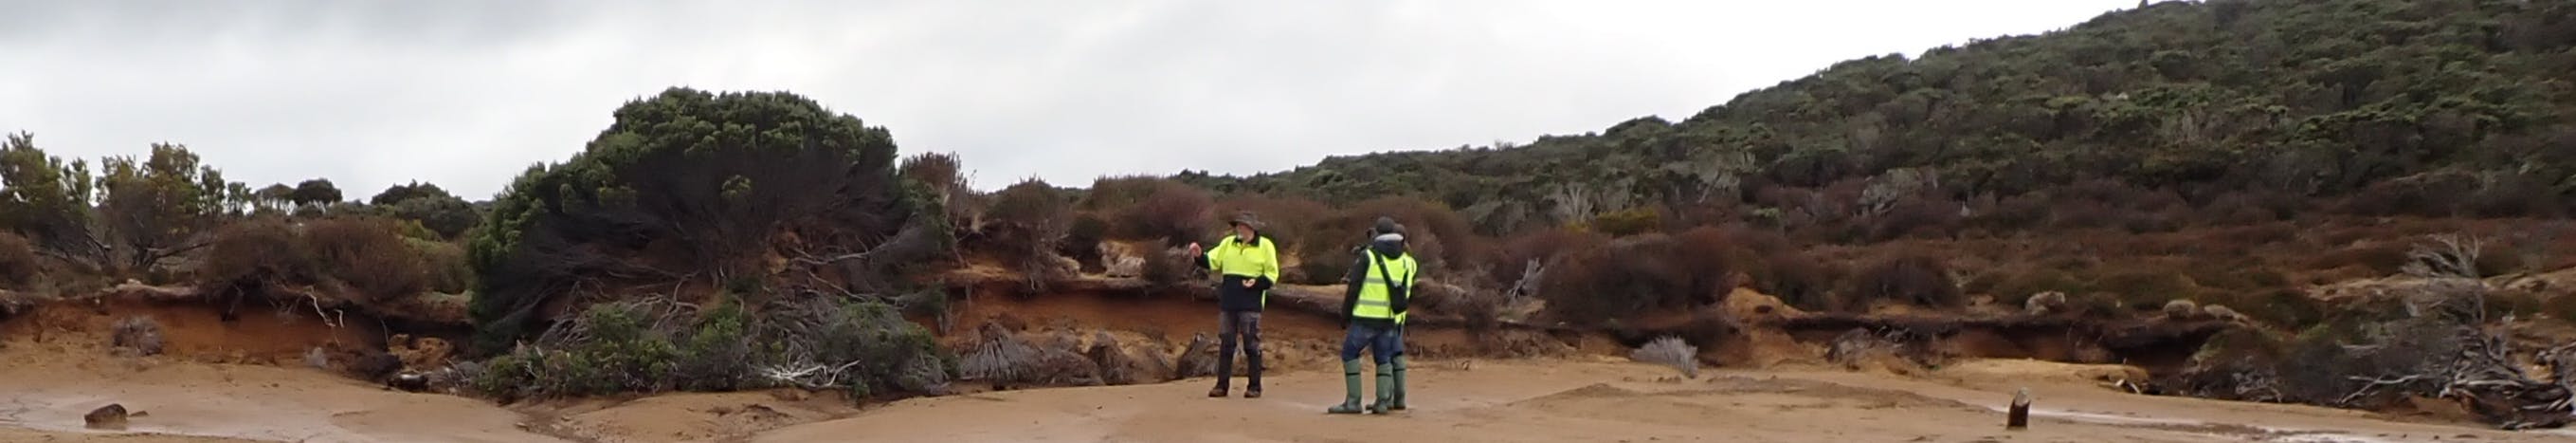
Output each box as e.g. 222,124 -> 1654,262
2403,233 -> 2484,280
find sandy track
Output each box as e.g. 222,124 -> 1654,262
8,335 -> 2572,443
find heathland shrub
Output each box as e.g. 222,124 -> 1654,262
0,231 -> 40,289
199,216 -> 448,303
1589,207 -> 1663,237
1538,231 -> 1737,324
1112,180 -> 1210,246
472,297 -> 952,402
1845,253 -> 1962,310
410,238 -> 474,294
201,218 -> 306,286
304,217 -> 431,302
1063,213 -> 1110,273
986,178 -> 1072,290
1213,194 -> 1331,249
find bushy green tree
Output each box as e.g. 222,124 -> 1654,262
0,132 -> 103,266
466,87 -> 923,354
290,178 -> 342,207
93,143 -> 239,274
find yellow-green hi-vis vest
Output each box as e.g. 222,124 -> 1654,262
1353,249 -> 1418,322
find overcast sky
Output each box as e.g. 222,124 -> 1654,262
0,0 -> 2141,200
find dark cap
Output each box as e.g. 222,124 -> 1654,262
1371,216 -> 1400,235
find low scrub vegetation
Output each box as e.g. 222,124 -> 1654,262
0,231 -> 40,290
472,297 -> 953,402
198,216 -> 466,304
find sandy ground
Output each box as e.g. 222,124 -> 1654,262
9,330 -> 2576,443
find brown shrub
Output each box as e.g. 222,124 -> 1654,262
2094,268 -> 2198,310
986,179 -> 1071,290
0,231 -> 40,289
2462,172 -> 2565,218
2306,243 -> 2410,275
1113,180 -> 1210,245
1865,196 -> 1964,241
1756,248 -> 1841,312
1348,196 -> 1478,268
1536,230 -> 1739,324
2204,288 -> 2325,328
1212,194 -> 1331,249
305,217 -> 431,302
200,218 -> 309,286
1078,176 -> 1164,212
1291,196 -> 1482,283
1589,207 -> 1663,237
2541,294 -> 2576,324
1490,228 -> 1607,285
1987,268 -> 2089,307
1138,240 -> 1193,286
1063,213 -> 1110,273
2196,191 -> 2298,226
1844,253 -> 1962,310
2338,172 -> 2475,217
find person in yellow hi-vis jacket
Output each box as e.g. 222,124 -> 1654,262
1190,211 -> 1279,398
1329,226 -> 1414,415
1350,216 -> 1414,410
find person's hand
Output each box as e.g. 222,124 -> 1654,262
1241,279 -> 1256,288
1188,242 -> 1203,256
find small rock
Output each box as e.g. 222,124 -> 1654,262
83,404 -> 129,429
387,373 -> 430,392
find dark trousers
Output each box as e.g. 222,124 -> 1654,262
1215,310 -> 1262,388
1340,323 -> 1400,363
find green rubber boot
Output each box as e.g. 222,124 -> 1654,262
1326,360 -> 1366,415
1369,361 -> 1395,414
1389,355 -> 1409,411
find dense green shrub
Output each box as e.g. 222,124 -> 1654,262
466,88 -> 920,354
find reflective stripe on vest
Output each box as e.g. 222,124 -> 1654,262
1352,249 -> 1417,321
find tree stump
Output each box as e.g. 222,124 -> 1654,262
2006,388 -> 2031,431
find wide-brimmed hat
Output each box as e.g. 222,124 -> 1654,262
1226,211 -> 1265,230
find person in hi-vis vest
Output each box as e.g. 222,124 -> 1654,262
1349,216 -> 1414,410
1190,211 -> 1279,398
1329,225 -> 1414,415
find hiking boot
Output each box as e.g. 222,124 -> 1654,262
1327,360 -> 1366,414
1207,386 -> 1227,397
1244,386 -> 1262,398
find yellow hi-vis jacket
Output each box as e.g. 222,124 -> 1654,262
1352,249 -> 1417,321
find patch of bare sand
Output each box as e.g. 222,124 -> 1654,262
511,391 -> 858,443
0,338 -> 562,443
755,357 -> 2573,443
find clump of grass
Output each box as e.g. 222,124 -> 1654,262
1627,336 -> 1699,378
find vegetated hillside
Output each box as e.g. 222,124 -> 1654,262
1182,0 -> 2576,238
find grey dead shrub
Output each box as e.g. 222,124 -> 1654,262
1628,336 -> 1699,378
111,316 -> 163,356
